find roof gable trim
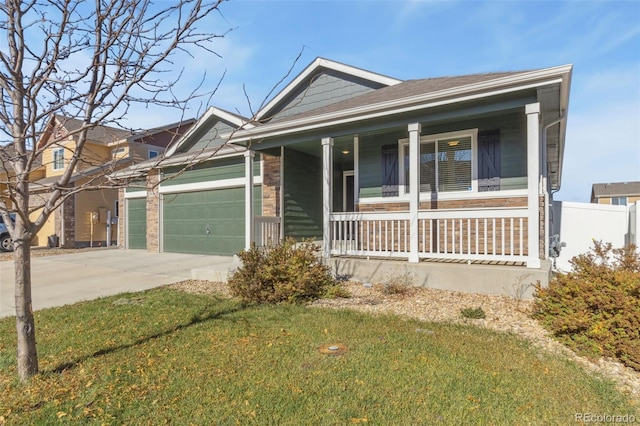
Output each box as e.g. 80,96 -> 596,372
230,65 -> 572,142
255,57 -> 402,121
165,107 -> 254,157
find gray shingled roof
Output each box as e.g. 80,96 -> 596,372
592,181 -> 640,198
55,115 -> 133,145
261,71 -> 526,124
0,144 -> 43,171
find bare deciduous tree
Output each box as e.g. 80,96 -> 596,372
0,0 -> 229,381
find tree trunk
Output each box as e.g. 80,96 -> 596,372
14,238 -> 38,380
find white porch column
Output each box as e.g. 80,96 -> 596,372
526,103 -> 541,268
244,150 -> 255,250
408,123 -> 421,263
322,137 -> 334,259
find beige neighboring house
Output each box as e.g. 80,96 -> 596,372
30,115 -> 194,248
590,181 -> 640,206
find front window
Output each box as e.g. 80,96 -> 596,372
111,147 -> 126,159
612,197 -> 627,206
401,131 -> 475,194
53,148 -> 64,170
148,150 -> 159,159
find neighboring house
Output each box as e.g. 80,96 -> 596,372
590,181 -> 640,206
30,115 -> 194,248
116,57 -> 572,294
0,144 -> 47,208
1,144 -> 47,247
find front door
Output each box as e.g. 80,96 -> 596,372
343,171 -> 355,212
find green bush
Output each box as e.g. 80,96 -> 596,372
460,307 -> 486,319
533,241 -> 640,371
323,283 -> 352,299
228,238 -> 337,305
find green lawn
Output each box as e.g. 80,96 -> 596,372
0,287 -> 637,425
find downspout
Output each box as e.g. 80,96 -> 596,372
542,111 -> 565,261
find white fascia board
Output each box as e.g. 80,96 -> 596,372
230,77 -> 566,143
255,57 -> 402,122
124,190 -> 146,199
165,107 -> 254,157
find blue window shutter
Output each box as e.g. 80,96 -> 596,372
381,144 -> 399,197
478,129 -> 500,191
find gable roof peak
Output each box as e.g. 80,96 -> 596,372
164,106 -> 254,157
255,57 -> 402,121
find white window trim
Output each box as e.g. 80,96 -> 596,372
398,128 -> 478,197
52,147 -> 65,170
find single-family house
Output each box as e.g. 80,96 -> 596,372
590,181 -> 640,206
116,57 -> 573,294
30,115 -> 194,248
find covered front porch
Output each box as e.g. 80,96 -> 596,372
245,102 -> 544,270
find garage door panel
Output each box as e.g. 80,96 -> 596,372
162,188 -> 245,255
127,198 -> 147,250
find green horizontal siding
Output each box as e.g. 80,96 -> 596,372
125,180 -> 146,193
283,149 -> 322,240
162,156 -> 261,187
163,157 -> 244,186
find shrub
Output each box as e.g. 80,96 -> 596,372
376,270 -> 416,296
460,307 -> 486,319
323,283 -> 352,299
228,238 -> 337,305
533,241 -> 640,371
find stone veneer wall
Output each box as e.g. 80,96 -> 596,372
539,195 -> 545,259
117,188 -> 125,248
146,169 -> 160,253
55,193 -> 75,248
261,154 -> 281,217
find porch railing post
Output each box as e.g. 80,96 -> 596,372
526,103 -> 541,268
408,122 -> 421,263
244,150 -> 255,250
322,137 -> 334,259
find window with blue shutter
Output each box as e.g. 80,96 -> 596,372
381,144 -> 399,197
478,129 -> 500,192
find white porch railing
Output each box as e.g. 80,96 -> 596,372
254,216 -> 281,248
330,208 -> 529,263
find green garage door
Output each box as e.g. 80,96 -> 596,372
162,187 -> 261,255
127,198 -> 147,249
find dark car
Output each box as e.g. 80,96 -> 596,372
0,213 -> 15,252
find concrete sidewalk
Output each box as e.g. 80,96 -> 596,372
0,249 -> 239,318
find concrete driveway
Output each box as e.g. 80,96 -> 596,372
0,249 -> 238,318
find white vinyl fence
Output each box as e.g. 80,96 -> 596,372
551,201 -> 638,272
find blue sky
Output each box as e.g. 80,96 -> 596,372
152,0 -> 639,203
